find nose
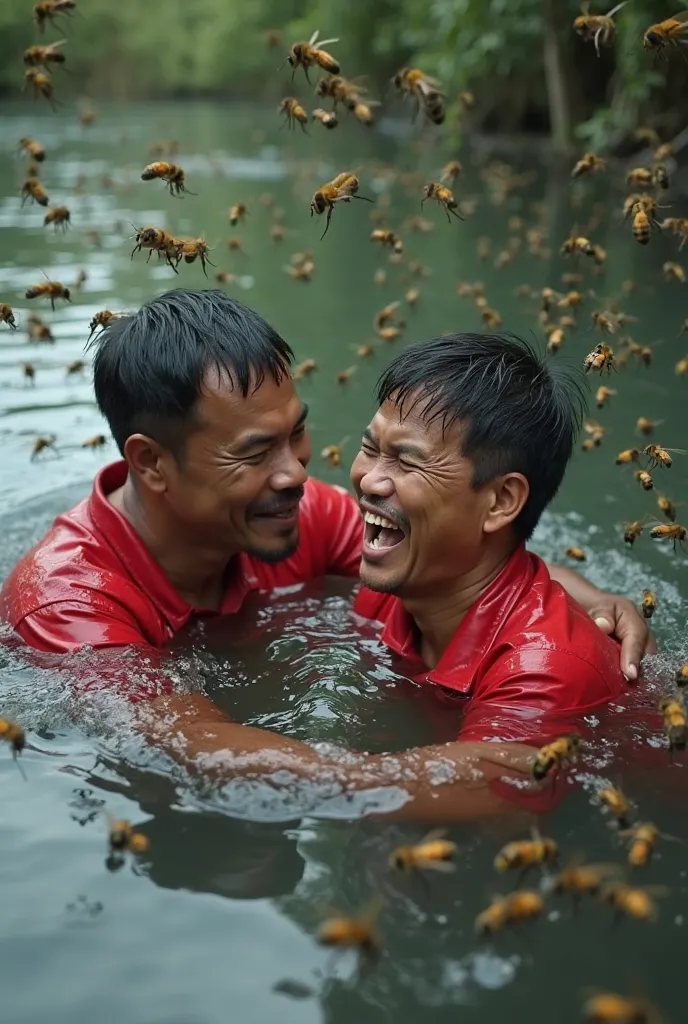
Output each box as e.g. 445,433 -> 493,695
355,455 -> 395,500
270,446 -> 309,492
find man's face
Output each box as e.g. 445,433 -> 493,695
160,369 -> 311,562
350,396 -> 495,596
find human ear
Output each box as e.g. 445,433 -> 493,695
482,473 -> 529,535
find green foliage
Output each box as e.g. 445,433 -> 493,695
1,0 -> 688,143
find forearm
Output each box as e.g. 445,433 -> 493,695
141,696 -> 538,822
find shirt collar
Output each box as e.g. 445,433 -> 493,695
378,544 -> 535,692
88,460 -> 253,631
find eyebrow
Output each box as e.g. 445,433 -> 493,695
233,403 -> 309,455
362,426 -> 428,460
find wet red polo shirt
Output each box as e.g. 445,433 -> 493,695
0,460 -> 363,654
352,544 -> 628,746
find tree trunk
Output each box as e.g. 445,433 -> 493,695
542,0 -> 572,152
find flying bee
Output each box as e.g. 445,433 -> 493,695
105,815 -> 150,870
621,822 -> 661,868
22,361 -> 36,385
474,891 -> 544,935
571,152 -> 606,178
649,523 -> 686,551
33,0 -> 76,32
626,167 -> 655,188
25,278 -> 71,311
31,434 -> 57,460
374,301 -> 401,330
573,1 -> 629,55
660,695 -> 687,752
440,160 -> 463,184
356,344 -> 374,358
0,304 -> 18,330
532,734 -> 580,781
228,203 -> 248,226
561,232 -> 596,258
675,664 -> 688,687
321,437 -> 349,468
310,173 -> 373,240
316,897 -> 382,956
566,546 -> 587,562
66,360 -> 84,376
676,357 -> 688,376
643,11 -> 688,56
652,164 -> 670,189
0,718 -> 27,779
482,307 -> 502,329
635,469 -> 654,491
285,259 -> 315,282
311,107 -> 338,129
584,342 -> 615,374
636,417 -> 663,436
336,366 -> 357,384
378,325 -> 403,342
601,881 -> 668,923
547,328 -> 565,354
393,68 -> 445,124
642,589 -> 656,619
82,434 -> 107,449
283,30 -> 339,82
597,785 -> 633,830
24,68 -> 59,110
130,225 -> 180,271
178,238 -> 215,276
88,310 -> 119,341
595,386 -> 616,409
78,101 -> 97,127
23,39 -> 67,69
663,261 -> 685,283
278,97 -> 309,132
616,448 -> 640,465
351,101 -> 378,126
421,183 -> 463,224
20,177 -> 48,207
591,311 -> 619,335
140,162 -> 195,197
623,519 -> 647,546
43,205 -> 70,231
18,137 -> 45,162
315,73 -> 364,107
657,494 -> 679,522
551,861 -> 623,904
643,444 -> 684,470
370,229 -> 403,253
493,828 -> 558,881
389,828 -> 457,873
582,991 -> 661,1022
293,358 -> 317,381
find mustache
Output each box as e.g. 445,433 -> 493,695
361,498 -> 410,532
249,487 -> 305,516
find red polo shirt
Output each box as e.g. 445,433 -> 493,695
0,460 -> 363,654
352,544 -> 627,746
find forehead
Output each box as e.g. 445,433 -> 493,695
197,365 -> 300,432
369,394 -> 462,450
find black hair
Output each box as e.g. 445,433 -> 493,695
89,289 -> 293,458
375,333 -> 587,540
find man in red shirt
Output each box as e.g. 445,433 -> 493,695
0,290 -> 651,820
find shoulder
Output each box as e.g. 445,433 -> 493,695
0,496 -> 153,635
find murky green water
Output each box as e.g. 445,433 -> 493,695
1,100 -> 687,1024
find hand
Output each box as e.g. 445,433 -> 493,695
587,594 -> 656,681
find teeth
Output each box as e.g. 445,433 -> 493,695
363,511 -> 399,531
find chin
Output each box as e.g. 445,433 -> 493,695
246,535 -> 299,564
359,567 -> 403,593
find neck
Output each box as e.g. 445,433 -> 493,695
402,545 -> 516,669
112,477 -> 235,610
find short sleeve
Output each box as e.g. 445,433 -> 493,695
12,599 -> 152,654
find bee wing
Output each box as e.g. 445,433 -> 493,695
418,827 -> 449,844
672,11 -> 688,24
308,30 -> 320,45
642,885 -> 671,897
421,859 -> 456,873
580,0 -> 590,13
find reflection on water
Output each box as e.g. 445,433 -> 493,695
1,101 -> 688,1023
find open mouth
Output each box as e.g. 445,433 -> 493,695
363,510 -> 406,551
252,503 -> 300,526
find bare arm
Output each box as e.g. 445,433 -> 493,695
137,693 -> 537,823
545,561 -> 655,679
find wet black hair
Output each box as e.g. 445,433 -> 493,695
374,333 -> 587,540
89,289 -> 293,458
